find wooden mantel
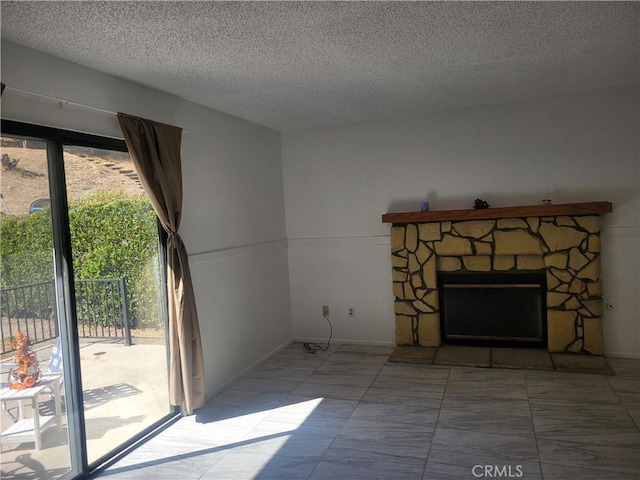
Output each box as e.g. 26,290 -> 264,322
382,201 -> 612,224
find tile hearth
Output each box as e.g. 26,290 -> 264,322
97,342 -> 639,480
389,344 -> 615,375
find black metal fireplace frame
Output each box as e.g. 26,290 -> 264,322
438,270 -> 548,348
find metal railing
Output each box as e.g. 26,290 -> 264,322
75,278 -> 132,346
0,280 -> 56,352
1,277 -> 131,353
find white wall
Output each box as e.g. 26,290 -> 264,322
3,42 -> 637,362
283,86 -> 640,358
1,41 -> 293,398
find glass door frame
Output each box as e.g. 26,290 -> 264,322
1,119 -> 181,479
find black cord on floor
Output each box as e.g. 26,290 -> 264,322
303,314 -> 333,354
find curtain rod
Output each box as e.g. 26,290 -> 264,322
4,85 -> 119,116
4,85 -> 188,134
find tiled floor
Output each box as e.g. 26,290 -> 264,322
96,343 -> 640,479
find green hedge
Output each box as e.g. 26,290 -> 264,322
1,191 -> 162,328
0,208 -> 53,287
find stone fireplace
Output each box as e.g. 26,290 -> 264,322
382,202 -> 612,355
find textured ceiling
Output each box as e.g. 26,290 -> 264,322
1,1 -> 638,131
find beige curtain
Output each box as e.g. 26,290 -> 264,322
117,113 -> 206,414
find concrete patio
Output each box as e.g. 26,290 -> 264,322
0,338 -> 170,480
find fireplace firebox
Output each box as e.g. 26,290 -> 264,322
439,271 -> 547,347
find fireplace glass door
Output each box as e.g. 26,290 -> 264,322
439,272 -> 547,347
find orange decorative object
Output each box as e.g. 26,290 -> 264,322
23,375 -> 37,387
8,332 -> 41,389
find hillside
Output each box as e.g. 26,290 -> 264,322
1,144 -> 143,215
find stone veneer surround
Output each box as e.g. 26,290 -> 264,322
383,203 -> 613,355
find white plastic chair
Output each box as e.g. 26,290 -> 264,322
45,337 -> 63,375
41,337 -> 64,400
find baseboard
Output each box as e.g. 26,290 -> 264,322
292,336 -> 396,347
205,338 -> 294,400
605,352 -> 640,360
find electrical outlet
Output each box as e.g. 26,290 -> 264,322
348,306 -> 355,318
322,305 -> 329,316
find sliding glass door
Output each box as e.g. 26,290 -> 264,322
61,144 -> 171,464
0,121 -> 177,479
1,135 -> 73,479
